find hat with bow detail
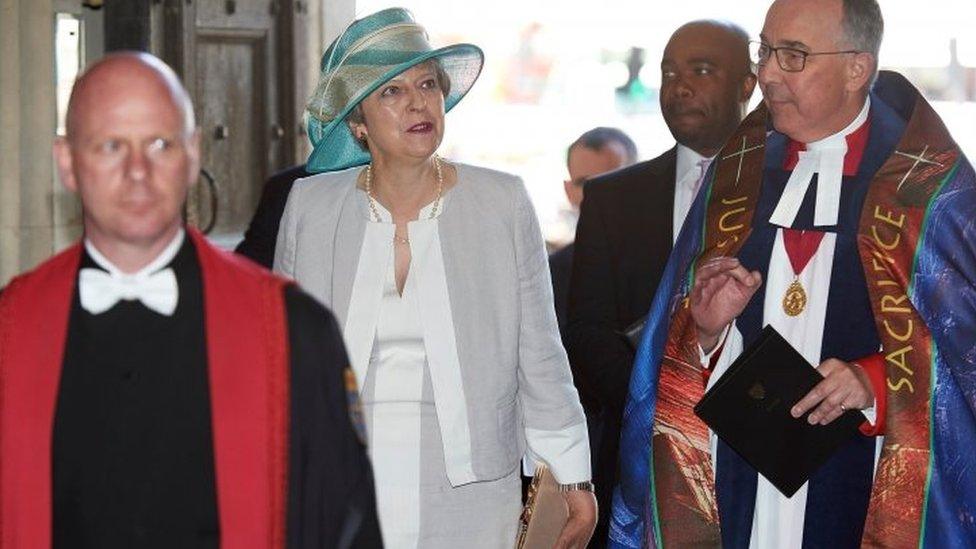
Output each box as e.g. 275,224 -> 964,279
305,7 -> 484,173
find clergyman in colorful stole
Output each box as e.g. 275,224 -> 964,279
609,71 -> 976,548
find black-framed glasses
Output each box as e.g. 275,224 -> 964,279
749,41 -> 861,72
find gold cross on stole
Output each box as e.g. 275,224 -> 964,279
721,135 -> 765,186
894,145 -> 943,192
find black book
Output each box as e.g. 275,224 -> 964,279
693,325 -> 866,497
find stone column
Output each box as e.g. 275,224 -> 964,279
0,0 -> 69,286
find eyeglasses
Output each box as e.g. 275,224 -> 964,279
749,41 -> 861,73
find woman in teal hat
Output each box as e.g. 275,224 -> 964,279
275,8 -> 596,548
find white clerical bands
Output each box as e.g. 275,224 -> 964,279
769,148 -> 845,227
78,267 -> 179,316
769,97 -> 870,229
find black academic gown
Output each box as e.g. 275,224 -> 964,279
50,237 -> 382,549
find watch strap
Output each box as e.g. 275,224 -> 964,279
558,481 -> 595,493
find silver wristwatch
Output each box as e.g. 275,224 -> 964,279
558,480 -> 595,493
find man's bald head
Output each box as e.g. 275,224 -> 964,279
660,19 -> 756,157
54,52 -> 201,273
65,52 -> 195,141
668,20 -> 752,74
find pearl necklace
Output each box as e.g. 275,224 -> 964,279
365,156 -> 444,245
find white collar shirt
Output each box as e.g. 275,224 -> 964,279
673,144 -> 714,244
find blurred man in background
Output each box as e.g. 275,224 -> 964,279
550,127 -> 638,332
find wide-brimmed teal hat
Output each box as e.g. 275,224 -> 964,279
305,8 -> 484,173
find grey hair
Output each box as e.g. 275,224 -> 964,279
841,0 -> 884,62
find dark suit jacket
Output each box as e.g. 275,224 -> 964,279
236,165 -> 310,268
566,147 -> 677,546
548,243 -> 574,335
550,242 -> 600,416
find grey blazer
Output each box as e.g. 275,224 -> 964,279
274,162 -> 589,486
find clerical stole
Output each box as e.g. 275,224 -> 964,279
0,229 -> 292,548
610,71 -> 976,548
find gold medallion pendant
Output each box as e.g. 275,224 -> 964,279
782,278 -> 807,316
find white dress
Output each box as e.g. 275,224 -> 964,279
360,199 -> 521,549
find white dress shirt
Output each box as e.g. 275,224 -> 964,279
674,145 -> 715,243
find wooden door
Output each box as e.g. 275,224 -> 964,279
162,0 -> 297,247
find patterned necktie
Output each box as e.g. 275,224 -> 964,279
691,158 -> 712,198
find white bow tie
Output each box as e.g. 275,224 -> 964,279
78,267 -> 179,316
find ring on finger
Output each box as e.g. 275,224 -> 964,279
839,404 -> 848,412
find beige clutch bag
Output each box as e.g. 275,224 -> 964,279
515,464 -> 569,549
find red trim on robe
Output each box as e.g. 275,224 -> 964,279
854,353 -> 887,436
0,229 -> 291,548
699,330 -> 730,388
0,245 -> 80,549
783,116 -> 873,177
